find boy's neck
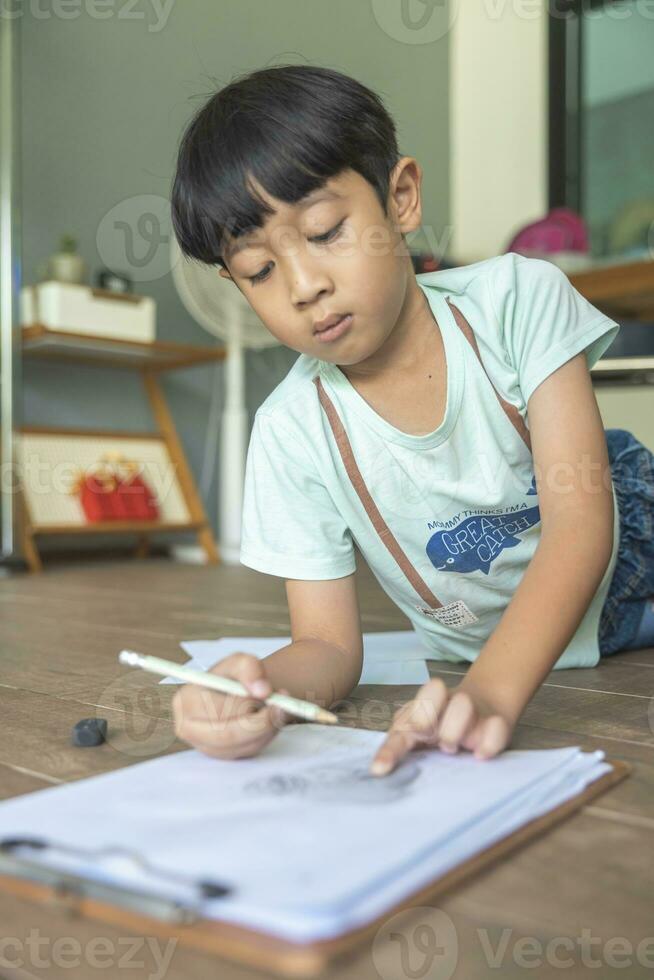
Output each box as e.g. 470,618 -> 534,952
338,276 -> 439,385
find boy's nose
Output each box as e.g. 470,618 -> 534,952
286,261 -> 333,309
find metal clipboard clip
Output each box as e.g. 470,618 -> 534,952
0,836 -> 233,924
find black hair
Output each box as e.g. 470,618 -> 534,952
170,64 -> 401,268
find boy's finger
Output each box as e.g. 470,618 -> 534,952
190,697 -> 290,758
369,728 -> 420,776
369,681 -> 452,776
378,682 -> 449,754
176,698 -> 279,746
178,685 -> 258,725
436,690 -> 478,754
209,652 -> 272,700
402,678 -> 450,737
473,716 -> 512,759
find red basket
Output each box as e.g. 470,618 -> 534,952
69,454 -> 160,523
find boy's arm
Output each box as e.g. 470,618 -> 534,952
458,349 -> 615,724
261,573 -> 364,711
370,350 -> 615,775
172,575 -> 362,757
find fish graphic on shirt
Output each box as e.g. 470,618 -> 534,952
426,502 -> 541,576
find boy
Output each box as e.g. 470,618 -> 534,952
170,64 -> 654,775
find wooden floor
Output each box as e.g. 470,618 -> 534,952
1,551 -> 653,980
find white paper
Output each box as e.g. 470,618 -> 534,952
358,659 -> 429,684
159,631 -> 431,686
0,724 -> 610,943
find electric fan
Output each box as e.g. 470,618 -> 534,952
170,237 -> 280,564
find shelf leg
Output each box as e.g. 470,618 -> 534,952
22,530 -> 43,574
197,525 -> 219,565
134,535 -> 150,560
15,483 -> 43,573
141,370 -> 220,566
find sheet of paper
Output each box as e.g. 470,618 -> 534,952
159,631 -> 431,686
0,723 -> 610,943
361,630 -> 434,660
358,659 -> 429,684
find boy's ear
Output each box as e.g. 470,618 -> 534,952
218,267 -> 233,281
388,156 -> 423,237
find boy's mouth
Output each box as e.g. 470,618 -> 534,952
313,312 -> 350,333
313,313 -> 353,342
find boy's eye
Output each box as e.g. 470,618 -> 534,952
246,220 -> 345,286
311,219 -> 345,245
248,264 -> 272,285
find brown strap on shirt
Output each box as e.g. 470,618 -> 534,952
313,370 -> 445,609
445,297 -> 532,452
312,298 -> 532,612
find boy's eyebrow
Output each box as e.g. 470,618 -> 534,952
224,188 -> 344,260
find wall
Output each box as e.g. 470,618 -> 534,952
449,1 -> 548,262
596,386 -> 654,453
19,0 -> 450,552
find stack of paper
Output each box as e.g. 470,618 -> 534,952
0,724 -> 611,943
160,630 -> 432,686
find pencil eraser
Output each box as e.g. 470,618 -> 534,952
71,717 -> 108,747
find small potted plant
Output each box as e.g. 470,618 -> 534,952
42,233 -> 88,284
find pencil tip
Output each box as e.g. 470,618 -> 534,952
317,709 -> 339,725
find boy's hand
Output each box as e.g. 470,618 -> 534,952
370,678 -> 515,776
172,652 -> 291,759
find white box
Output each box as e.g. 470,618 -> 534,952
20,281 -> 156,344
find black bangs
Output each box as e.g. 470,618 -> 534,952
170,64 -> 401,267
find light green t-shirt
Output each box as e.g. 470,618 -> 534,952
240,252 -> 621,669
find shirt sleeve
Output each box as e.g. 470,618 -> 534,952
489,252 -> 620,405
239,411 -> 357,580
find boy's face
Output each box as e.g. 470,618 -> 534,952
219,159 -> 423,366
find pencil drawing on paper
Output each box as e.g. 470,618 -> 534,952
244,756 -> 421,805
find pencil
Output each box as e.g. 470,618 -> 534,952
118,650 -> 340,726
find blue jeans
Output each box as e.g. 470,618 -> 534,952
598,428 -> 654,655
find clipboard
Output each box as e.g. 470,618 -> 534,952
0,758 -> 629,977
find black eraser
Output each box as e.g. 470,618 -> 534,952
71,717 -> 108,747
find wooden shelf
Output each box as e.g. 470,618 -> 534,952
592,356 -> 654,374
568,257 -> 654,321
30,520 -> 205,536
591,361 -> 654,386
21,324 -> 226,372
16,326 -> 222,571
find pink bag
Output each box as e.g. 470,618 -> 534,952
506,207 -> 589,255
